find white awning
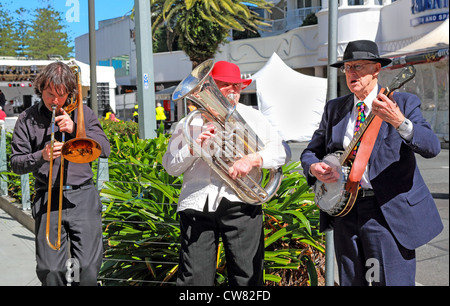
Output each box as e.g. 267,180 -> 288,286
385,19 -> 449,57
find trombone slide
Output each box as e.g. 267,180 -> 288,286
45,105 -> 63,251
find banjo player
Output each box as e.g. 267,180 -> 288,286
300,40 -> 443,286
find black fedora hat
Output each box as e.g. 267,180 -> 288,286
330,40 -> 392,68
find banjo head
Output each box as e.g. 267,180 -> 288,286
314,152 -> 350,216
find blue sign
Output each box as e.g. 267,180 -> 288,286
143,73 -> 149,89
411,12 -> 448,26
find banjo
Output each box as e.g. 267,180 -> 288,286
314,65 -> 416,217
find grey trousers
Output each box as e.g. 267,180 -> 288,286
32,184 -> 103,286
177,198 -> 264,286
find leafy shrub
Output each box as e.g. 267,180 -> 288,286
262,162 -> 325,286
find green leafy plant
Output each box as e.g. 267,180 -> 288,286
262,162 -> 325,286
98,123 -> 181,285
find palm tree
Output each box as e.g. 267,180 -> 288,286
150,0 -> 273,67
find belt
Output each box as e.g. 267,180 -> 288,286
60,179 -> 93,191
357,188 -> 376,198
36,179 -> 94,193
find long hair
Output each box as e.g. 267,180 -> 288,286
34,61 -> 77,100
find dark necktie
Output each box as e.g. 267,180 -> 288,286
352,101 -> 366,156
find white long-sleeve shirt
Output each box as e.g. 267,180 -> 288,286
162,103 -> 291,212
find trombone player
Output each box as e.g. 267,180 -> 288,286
163,61 -> 291,285
11,62 -> 111,286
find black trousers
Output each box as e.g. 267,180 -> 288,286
32,184 -> 103,286
177,198 -> 264,286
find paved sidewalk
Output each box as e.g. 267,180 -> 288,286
0,208 -> 39,286
415,197 -> 448,286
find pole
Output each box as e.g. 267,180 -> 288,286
0,128 -> 7,196
325,0 -> 338,287
88,0 -> 98,117
134,0 -> 156,139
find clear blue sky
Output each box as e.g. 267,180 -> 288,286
3,0 -> 135,49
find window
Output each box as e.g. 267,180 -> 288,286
298,0 -> 315,8
348,0 -> 364,5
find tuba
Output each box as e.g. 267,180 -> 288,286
172,60 -> 282,205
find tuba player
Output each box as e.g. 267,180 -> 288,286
163,61 -> 290,286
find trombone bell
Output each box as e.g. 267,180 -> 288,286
62,137 -> 101,163
61,62 -> 102,163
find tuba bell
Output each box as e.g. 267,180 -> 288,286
172,60 -> 282,205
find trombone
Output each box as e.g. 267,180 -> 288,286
45,64 -> 102,250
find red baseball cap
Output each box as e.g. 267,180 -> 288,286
210,61 -> 252,90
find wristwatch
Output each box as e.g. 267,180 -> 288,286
396,118 -> 413,141
396,118 -> 411,132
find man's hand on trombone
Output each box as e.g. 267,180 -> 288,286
42,141 -> 64,161
42,109 -> 75,161
55,108 -> 75,134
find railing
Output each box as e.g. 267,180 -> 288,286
286,6 -> 322,26
0,128 -> 30,208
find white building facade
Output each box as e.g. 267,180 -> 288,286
75,0 -> 449,140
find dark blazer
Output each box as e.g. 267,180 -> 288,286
300,88 -> 443,250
